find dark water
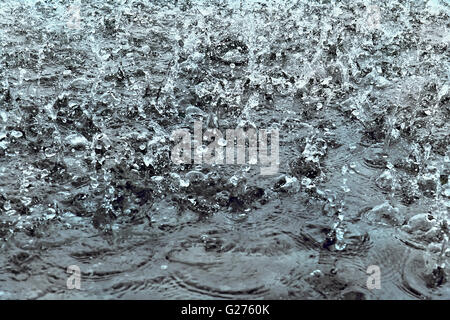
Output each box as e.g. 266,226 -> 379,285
0,0 -> 449,299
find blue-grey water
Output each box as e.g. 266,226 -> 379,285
0,0 -> 449,299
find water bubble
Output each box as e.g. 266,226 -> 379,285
65,134 -> 88,148
3,201 -> 11,211
143,155 -> 153,166
341,165 -> 348,175
0,111 -> 8,122
218,138 -> 227,147
443,187 -> 450,198
44,147 -> 56,158
10,130 -> 23,138
151,176 -> 164,182
196,145 -> 208,154
310,270 -> 323,277
186,170 -> 205,183
229,175 -> 239,186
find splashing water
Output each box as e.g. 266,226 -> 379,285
0,0 -> 449,299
